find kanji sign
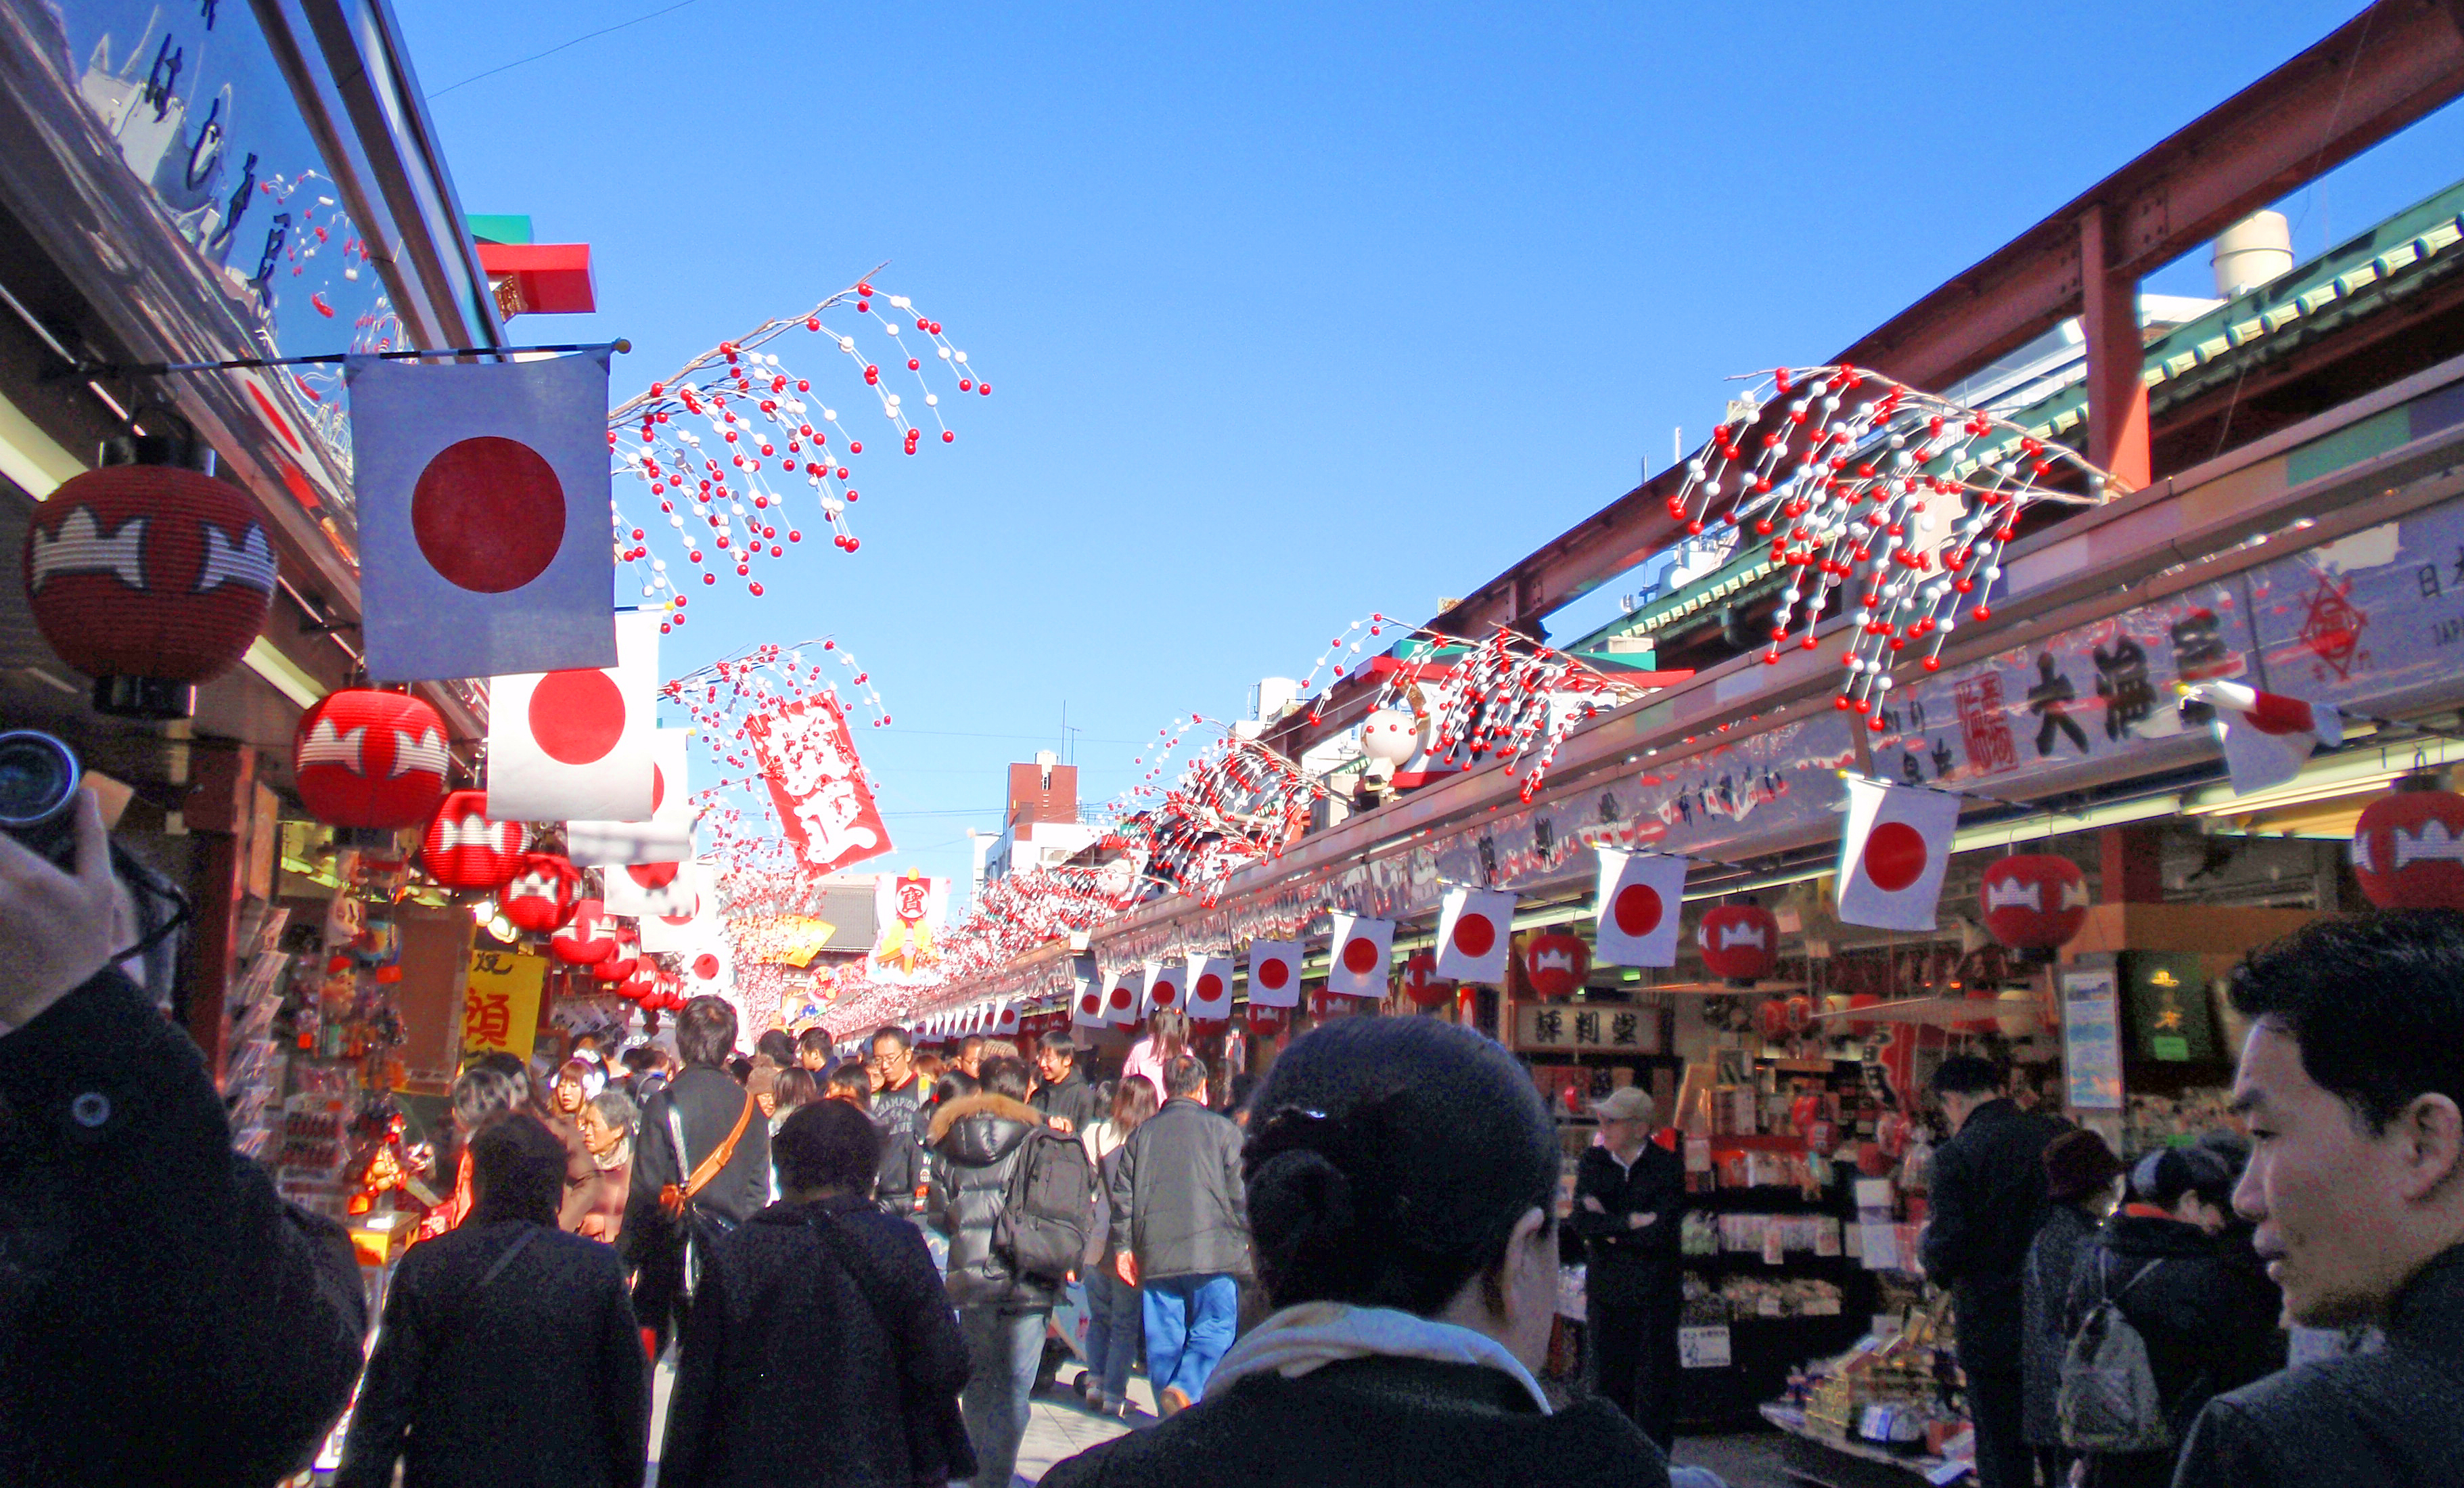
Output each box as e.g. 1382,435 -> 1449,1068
744,693 -> 892,875
1512,1001 -> 1660,1054
461,948 -> 546,1059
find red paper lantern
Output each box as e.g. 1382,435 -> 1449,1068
2353,774 -> 2464,909
1784,994 -> 1815,1035
503,852 -> 582,933
552,900 -> 620,965
1979,854 -> 2089,955
423,790 -> 526,889
1697,903 -> 1779,985
1245,1004 -> 1285,1037
591,953 -> 640,985
1757,997 -> 1792,1043
292,688 -> 449,832
1399,951 -> 1451,1009
22,443 -> 275,719
1523,930 -> 1591,1001
1846,991 -> 1883,1038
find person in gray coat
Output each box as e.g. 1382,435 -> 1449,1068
1112,1054 -> 1250,1415
2019,1127 -> 2123,1483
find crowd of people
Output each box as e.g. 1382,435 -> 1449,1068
6,792 -> 2464,1487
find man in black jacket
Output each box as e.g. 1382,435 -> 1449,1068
0,792 -> 367,1488
338,1115 -> 647,1488
868,1022 -> 930,1209
2172,911 -> 2464,1486
621,995 -> 769,1350
930,1056 -> 1057,1488
1112,1054 -> 1250,1416
1919,1054 -> 2067,1488
1033,1029 -> 1103,1135
1570,1087 -> 1688,1451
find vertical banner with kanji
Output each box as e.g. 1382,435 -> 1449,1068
744,694 -> 893,875
462,948 -> 547,1059
869,868 -> 949,986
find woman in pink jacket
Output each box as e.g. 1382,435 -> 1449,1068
1120,1008 -> 1189,1098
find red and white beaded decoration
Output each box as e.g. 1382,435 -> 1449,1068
608,273 -> 986,614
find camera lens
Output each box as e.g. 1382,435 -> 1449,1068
0,731 -> 81,862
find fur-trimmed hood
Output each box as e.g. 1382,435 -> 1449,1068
928,1090 -> 1044,1160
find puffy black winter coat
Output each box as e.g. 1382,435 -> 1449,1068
2061,1210 -> 2285,1488
1919,1098 -> 2070,1373
2020,1200 -> 2101,1448
1110,1096 -> 1250,1282
0,968 -> 366,1488
929,1091 -> 1058,1311
336,1211 -> 648,1488
659,1195 -> 974,1488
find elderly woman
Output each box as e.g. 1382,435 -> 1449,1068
574,1087 -> 638,1246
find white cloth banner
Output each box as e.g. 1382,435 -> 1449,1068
1246,940 -> 1302,1008
1593,849 -> 1689,968
1325,913 -> 1394,998
567,727 -> 695,867
1835,776 -> 1961,932
486,608 -> 659,823
1434,886 -> 1517,985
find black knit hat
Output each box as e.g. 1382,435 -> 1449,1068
2042,1127 -> 2124,1202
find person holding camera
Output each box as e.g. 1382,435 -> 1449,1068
0,786 -> 367,1486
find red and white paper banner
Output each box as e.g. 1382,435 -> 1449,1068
1835,776 -> 1961,932
1434,886 -> 1517,985
1325,912 -> 1394,998
2183,680 -> 2343,796
1594,848 -> 1688,967
1187,953 -> 1234,1020
486,608 -> 660,823
745,692 -> 893,875
1246,939 -> 1302,1008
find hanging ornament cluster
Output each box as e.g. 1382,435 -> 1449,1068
1660,365 -> 2111,725
1353,625 -> 1642,803
1119,725 -> 1329,905
609,275 -> 986,610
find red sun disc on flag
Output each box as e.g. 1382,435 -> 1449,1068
691,952 -> 720,980
1080,993 -> 1101,1016
1452,914 -> 1496,958
2246,692 -> 2317,735
1342,937 -> 1379,974
629,861 -> 680,890
1862,821 -> 1929,893
1109,985 -> 1133,1010
411,436 -> 565,593
1151,980 -> 1178,1006
1256,957 -> 1290,990
528,668 -> 627,765
1614,882 -> 1663,935
1195,973 -> 1224,1000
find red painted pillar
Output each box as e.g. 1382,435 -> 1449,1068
2080,202 -> 2151,492
2101,824 -> 2164,904
184,744 -> 256,1079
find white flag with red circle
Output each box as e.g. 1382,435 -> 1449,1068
1434,887 -> 1517,984
1325,913 -> 1395,998
2183,680 -> 2343,796
568,728 -> 695,867
1072,960 -> 1109,1028
603,857 -> 693,920
348,351 -> 618,682
637,860 -> 714,952
1103,963 -> 1145,1025
1835,776 -> 1961,932
680,932 -> 735,996
1141,958 -> 1185,1017
1246,939 -> 1302,1008
486,608 -> 658,823
1594,849 -> 1689,967
1187,954 -> 1234,1020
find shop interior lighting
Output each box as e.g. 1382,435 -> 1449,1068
0,386 -> 82,501
2180,738 -> 2464,817
242,638 -> 327,709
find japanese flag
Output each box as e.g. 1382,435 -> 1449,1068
636,861 -> 714,952
1325,913 -> 1395,998
568,728 -> 695,867
1072,959 -> 1109,1028
603,857 -> 693,920
2183,681 -> 2343,796
995,1001 -> 1021,1037
1246,939 -> 1302,1009
1103,964 -> 1144,1025
1141,958 -> 1185,1016
1187,953 -> 1235,1020
681,933 -> 734,997
1594,848 -> 1689,967
348,351 -> 618,681
1435,887 -> 1518,984
1835,775 -> 1962,932
486,608 -> 659,823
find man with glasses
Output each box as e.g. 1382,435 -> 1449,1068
1570,1087 -> 1687,1452
866,1025 -> 928,1215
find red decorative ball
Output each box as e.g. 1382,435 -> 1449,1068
1523,930 -> 1591,1000
292,689 -> 449,830
503,853 -> 581,934
1399,950 -> 1451,1009
2353,775 -> 2464,909
421,790 -> 526,889
1697,903 -> 1779,985
551,899 -> 620,965
1979,854 -> 2089,954
1757,997 -> 1793,1043
22,454 -> 275,717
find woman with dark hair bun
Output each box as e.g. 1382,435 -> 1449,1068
1043,1016 -> 1680,1488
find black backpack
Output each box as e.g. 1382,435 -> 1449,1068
995,1126 -> 1096,1282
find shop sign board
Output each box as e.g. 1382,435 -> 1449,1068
1677,1325 -> 1732,1369
2121,951 -> 2222,1064
1510,1001 -> 1662,1054
2061,964 -> 2124,1110
462,949 -> 546,1060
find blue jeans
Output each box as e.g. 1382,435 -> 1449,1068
1141,1272 -> 1239,1401
959,1306 -> 1046,1488
1082,1264 -> 1143,1403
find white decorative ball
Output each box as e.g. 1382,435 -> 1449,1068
1359,709 -> 1421,765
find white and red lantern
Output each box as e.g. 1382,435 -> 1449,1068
1245,1004 -> 1286,1038
1522,930 -> 1591,1000
292,688 -> 450,832
551,899 -> 620,965
22,444 -> 276,719
503,852 -> 582,933
421,790 -> 527,890
1400,950 -> 1451,1009
2353,775 -> 2464,910
1697,903 -> 1779,985
1979,855 -> 2090,957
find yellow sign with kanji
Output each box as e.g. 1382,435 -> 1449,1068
462,949 -> 547,1059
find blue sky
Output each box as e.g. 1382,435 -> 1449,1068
398,0 -> 2464,903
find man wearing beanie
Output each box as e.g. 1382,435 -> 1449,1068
2020,1129 -> 2123,1483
